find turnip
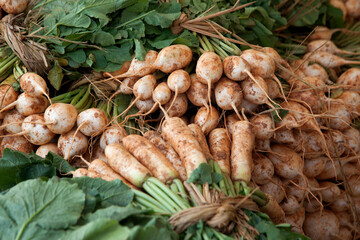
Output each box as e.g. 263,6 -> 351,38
260,176 -> 285,203
194,106 -> 219,135
115,50 -> 157,78
252,154 -> 274,185
186,74 -> 209,108
164,93 -> 188,117
166,70 -> 191,113
336,67 -> 360,87
281,195 -> 302,215
134,98 -> 158,116
153,45 -> 192,73
324,130 -> 347,157
214,77 -> 243,117
99,125 -> 128,150
336,211 -> 352,228
265,78 -> 282,100
0,135 -> 34,156
317,160 -> 359,180
0,0 -> 27,14
291,60 -> 330,84
0,93 -> 48,116
2,109 -> 25,134
153,82 -> 171,106
304,210 -> 340,240
267,144 -> 304,179
250,114 -> 274,140
36,143 -> 61,158
223,56 -> 250,81
196,52 -> 223,110
255,138 -> 271,152
273,128 -> 296,144
20,72 -> 51,103
345,0 -> 360,18
303,52 -> 360,68
319,181 -> 341,203
307,40 -> 359,55
338,227 -> 352,240
225,113 -> 239,136
338,91 -> 360,116
303,157 -> 327,178
262,47 -> 288,67
240,49 -> 276,79
240,75 -> 270,105
58,128 -> 88,160
76,108 -> 108,137
44,103 -> 78,134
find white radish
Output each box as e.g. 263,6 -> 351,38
303,52 -> 360,68
194,106 -> 219,135
273,128 -> 296,144
0,135 -> 34,156
327,102 -> 352,130
99,125 -> 128,150
119,77 -> 137,94
164,93 -> 188,117
303,157 -> 327,178
281,195 -> 302,215
262,47 -> 288,67
0,0 -> 27,14
285,174 -> 308,201
223,56 -> 250,81
20,72 -> 51,103
166,70 -> 191,113
344,128 -> 360,154
186,74 -> 209,107
303,210 -> 340,240
115,50 -> 157,78
291,60 -> 330,84
0,93 -> 49,116
58,128 -> 88,160
238,99 -> 258,114
153,45 -> 193,73
0,84 -> 18,109
330,192 -> 349,212
318,181 -> 341,203
308,26 -> 340,41
153,82 -> 172,106
260,176 -> 285,203
214,77 -> 243,116
240,75 -> 269,105
250,114 -> 274,140
76,108 -> 108,137
337,90 -> 360,115
208,128 -> 231,175
36,143 -> 61,158
307,40 -> 359,55
265,78 -> 281,99
2,109 -> 25,134
255,138 -> 271,152
18,114 -> 55,145
345,0 -> 360,18
348,175 -> 360,197
336,67 -> 360,87
252,154 -> 274,185
240,49 -> 275,79
44,103 -> 78,134
225,113 -> 239,136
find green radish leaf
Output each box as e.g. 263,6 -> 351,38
187,163 -> 223,185
144,3 -> 181,28
0,178 -> 85,240
60,219 -> 130,240
134,39 -> 147,61
92,31 -> 116,47
271,102 -> 289,122
85,206 -> 148,223
48,60 -> 64,90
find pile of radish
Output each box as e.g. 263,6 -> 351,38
0,40 -> 359,240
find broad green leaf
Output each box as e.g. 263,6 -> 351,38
134,39 -> 147,61
67,49 -> 87,64
127,217 -> 178,240
45,151 -> 75,174
92,31 -> 115,47
85,206 -> 147,222
0,178 -> 85,240
187,163 -> 223,185
60,219 -> 129,240
144,3 -> 181,28
48,60 -> 64,90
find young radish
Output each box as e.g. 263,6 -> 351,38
5,114 -> 56,145
240,49 -> 276,79
19,72 -> 52,103
99,125 -> 128,150
348,175 -> 360,197
143,130 -> 187,181
284,174 -> 308,202
291,60 -> 330,84
196,52 -> 223,110
336,67 -> 360,87
327,102 -> 352,130
280,195 -> 302,215
303,157 -> 327,178
166,70 -> 191,113
208,128 -> 231,175
344,127 -> 360,154
161,117 -> 207,178
260,176 -> 285,203
284,207 -> 306,234
0,0 -> 27,14
223,56 -> 250,81
188,123 -> 212,161
259,194 -> 286,224
164,93 -> 188,117
58,128 -> 88,160
345,0 -> 360,18
2,109 -> 25,134
225,113 -> 239,136
307,39 -> 360,55
303,51 -> 360,68
250,114 -> 274,140
303,210 -> 340,240
0,84 -> 18,109
122,134 -> 179,184
0,136 -> 34,156
44,103 -> 78,134
36,143 -> 61,158
330,0 -> 347,19
0,93 -> 48,116
121,98 -> 159,124
252,154 -> 274,185
214,77 -> 243,117
153,45 -> 192,73
318,181 -> 341,203
118,77 -> 138,94
338,91 -> 360,115
308,26 -> 341,41
194,106 -> 219,135
186,74 -> 209,108
76,108 -> 108,137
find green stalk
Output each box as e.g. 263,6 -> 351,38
226,175 -> 236,197
70,88 -> 87,105
234,181 -> 240,195
210,41 -> 228,59
212,38 -> 237,55
0,56 -> 17,75
201,35 -> 214,52
116,10 -> 156,29
173,179 -> 190,205
0,54 -> 16,70
143,181 -> 178,213
74,87 -> 90,109
212,161 -> 228,195
134,197 -> 170,214
78,97 -> 93,112
251,195 -> 267,207
147,177 -> 190,209
51,88 -> 82,102
202,230 -> 210,240
198,35 -> 210,52
170,183 -> 179,195
241,181 -> 250,196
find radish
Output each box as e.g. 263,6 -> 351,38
134,99 -> 158,115
18,114 -> 56,145
164,93 -> 188,117
338,227 -> 352,240
273,128 -> 297,144
99,125 -> 127,150
119,77 -> 137,94
240,76 -> 269,105
308,26 -> 340,41
76,108 -> 108,137
238,99 -> 258,114
252,154 -> 274,185
194,106 -> 219,135
36,143 -> 61,158
250,114 -> 274,140
166,70 -> 191,112
284,175 -> 308,201
230,121 -> 255,183
336,67 -> 360,87
0,0 -> 27,14
345,0 -> 360,18
260,176 -> 285,203
291,60 -> 330,84
330,191 -> 349,212
262,47 -> 288,67
0,93 -> 48,116
265,78 -> 281,100
330,0 -> 347,19
104,61 -> 131,77
338,90 -> 360,115
161,117 -> 207,178
153,45 -> 192,73
115,50 -> 157,78
208,128 -> 231,175
348,175 -> 360,197
304,210 -> 340,240
327,102 -> 351,130
196,52 -> 223,110
319,181 -> 341,203
260,194 -> 286,224
214,77 -> 243,116
186,74 -> 209,108
143,130 -> 187,181
223,56 -> 250,81
267,144 -> 304,179
91,143 -> 107,163
0,84 -> 18,109
324,130 -> 347,157
2,109 -> 25,134
153,82 -> 172,106
335,211 -> 352,228
307,40 -> 359,55
44,103 -> 78,134
20,72 -> 51,103
188,123 -> 212,161
225,113 -> 239,136
317,160 -> 359,180
255,138 -> 271,152
303,52 -> 360,68
58,128 -> 88,160
240,49 -> 275,79
281,195 -> 301,215
0,136 -> 34,156
284,207 -> 305,234
303,157 -> 327,178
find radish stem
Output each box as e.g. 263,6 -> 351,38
143,181 -> 179,212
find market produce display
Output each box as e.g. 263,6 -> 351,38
0,0 -> 359,239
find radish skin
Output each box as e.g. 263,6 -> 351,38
303,210 -> 340,240
194,106 -> 219,135
319,181 -> 341,203
285,207 -> 305,234
0,0 -> 27,14
250,114 -> 274,140
260,176 -> 285,203
214,77 -> 243,111
188,124 -> 212,161
281,195 -> 301,215
260,194 -> 286,224
303,157 -> 327,178
186,74 -> 208,107
21,114 -> 56,145
36,143 -> 61,158
2,109 -> 25,134
164,93 -> 188,117
77,108 -> 108,137
208,128 -> 231,175
44,103 -> 78,134
99,125 -> 128,150
0,84 -> 18,109
116,51 -> 157,78
58,129 -> 88,160
0,136 -> 34,156
153,45 -> 192,73
252,154 -> 274,185
240,49 -> 275,79
223,56 -> 250,81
